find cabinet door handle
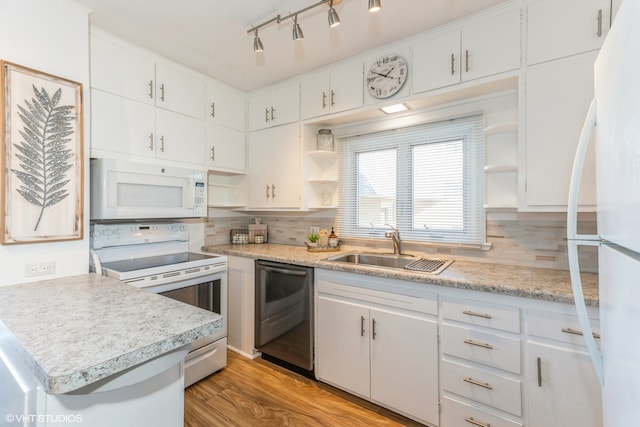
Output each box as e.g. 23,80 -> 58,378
159,135 -> 165,153
450,53 -> 455,75
210,102 -> 215,118
463,339 -> 494,350
265,107 -> 270,122
322,91 -> 327,109
464,417 -> 491,427
330,90 -> 335,106
360,316 -> 365,337
597,8 -> 603,37
266,184 -> 270,199
271,184 -> 276,199
148,133 -> 154,151
210,146 -> 215,161
270,106 -> 275,121
561,327 -> 600,339
537,356 -> 542,387
465,49 -> 470,72
463,377 -> 493,390
463,310 -> 492,319
148,80 -> 153,99
372,318 -> 377,340
160,83 -> 165,102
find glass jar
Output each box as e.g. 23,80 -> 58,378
316,129 -> 335,151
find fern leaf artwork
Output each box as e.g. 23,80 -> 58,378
11,84 -> 75,231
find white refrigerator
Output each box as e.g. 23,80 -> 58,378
568,1 -> 640,426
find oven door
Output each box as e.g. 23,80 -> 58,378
149,272 -> 227,351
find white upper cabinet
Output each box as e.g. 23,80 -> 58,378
90,31 -> 156,105
155,62 -> 204,119
204,80 -> 246,131
413,7 -> 521,94
526,0 -> 612,66
155,109 -> 205,165
300,62 -> 363,120
91,30 -> 205,120
248,83 -> 300,131
205,124 -> 245,173
523,51 -> 597,210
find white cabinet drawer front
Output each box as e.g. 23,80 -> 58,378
442,323 -> 521,374
317,279 -> 437,315
527,309 -> 600,346
441,396 -> 523,427
441,360 -> 522,416
442,297 -> 520,333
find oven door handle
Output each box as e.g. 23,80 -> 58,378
259,265 -> 309,277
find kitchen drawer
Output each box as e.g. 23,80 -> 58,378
527,309 -> 600,346
442,323 -> 521,374
441,396 -> 523,427
441,359 -> 522,416
442,297 -> 520,333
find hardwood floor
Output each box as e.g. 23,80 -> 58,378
184,350 -> 425,426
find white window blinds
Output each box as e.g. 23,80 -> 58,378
338,115 -> 485,245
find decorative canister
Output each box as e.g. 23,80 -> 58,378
316,129 -> 335,151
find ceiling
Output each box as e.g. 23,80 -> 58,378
70,0 -> 511,92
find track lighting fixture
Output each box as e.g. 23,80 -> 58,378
247,0 -> 382,53
292,15 -> 304,40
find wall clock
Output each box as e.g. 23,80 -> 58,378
366,54 -> 408,99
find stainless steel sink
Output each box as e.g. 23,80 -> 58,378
326,252 -> 416,269
325,252 -> 453,274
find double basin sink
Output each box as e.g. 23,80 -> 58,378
325,252 -> 452,275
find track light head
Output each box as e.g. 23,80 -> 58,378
292,15 -> 304,40
368,0 -> 382,12
253,30 -> 264,53
328,1 -> 341,28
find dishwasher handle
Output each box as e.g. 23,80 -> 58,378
257,261 -> 309,277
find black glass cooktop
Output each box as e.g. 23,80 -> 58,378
101,252 -> 219,273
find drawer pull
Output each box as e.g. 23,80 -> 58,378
537,356 -> 542,387
463,310 -> 493,320
465,416 -> 490,427
464,339 -> 494,350
463,377 -> 493,390
561,327 -> 600,339
360,316 -> 365,337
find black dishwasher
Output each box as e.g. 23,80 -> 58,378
255,260 -> 314,377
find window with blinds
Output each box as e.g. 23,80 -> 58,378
338,115 -> 485,245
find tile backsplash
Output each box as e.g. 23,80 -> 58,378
204,210 -> 598,272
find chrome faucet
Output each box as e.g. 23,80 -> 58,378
384,224 -> 402,255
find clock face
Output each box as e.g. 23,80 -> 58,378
366,54 -> 408,99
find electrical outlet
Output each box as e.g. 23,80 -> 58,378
25,261 -> 56,277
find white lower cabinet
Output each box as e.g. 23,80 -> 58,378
441,396 -> 523,427
316,271 -> 439,426
526,309 -> 603,427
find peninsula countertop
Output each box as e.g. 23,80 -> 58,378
0,273 -> 222,394
202,243 -> 599,306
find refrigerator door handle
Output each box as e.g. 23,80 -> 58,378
567,98 -> 604,385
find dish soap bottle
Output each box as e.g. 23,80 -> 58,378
329,227 -> 338,247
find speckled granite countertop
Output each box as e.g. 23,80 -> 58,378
0,273 -> 222,394
203,243 -> 599,306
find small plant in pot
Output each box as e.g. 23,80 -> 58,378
307,231 -> 319,247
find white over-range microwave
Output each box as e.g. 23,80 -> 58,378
90,158 -> 207,220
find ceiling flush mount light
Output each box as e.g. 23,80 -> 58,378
380,103 -> 410,114
368,0 -> 382,12
292,15 -> 304,40
247,0 -> 360,53
328,0 -> 341,27
253,29 -> 264,53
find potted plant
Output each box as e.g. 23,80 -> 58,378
307,231 -> 319,247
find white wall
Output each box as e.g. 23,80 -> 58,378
0,0 -> 90,285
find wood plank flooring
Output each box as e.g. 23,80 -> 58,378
184,350 -> 425,426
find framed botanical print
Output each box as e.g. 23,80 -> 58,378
0,61 -> 83,244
